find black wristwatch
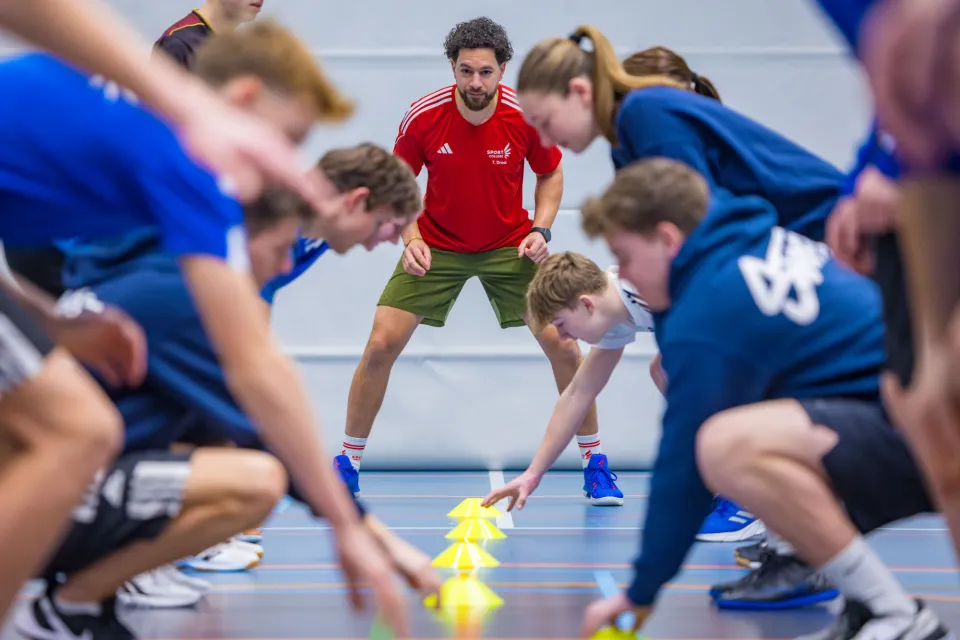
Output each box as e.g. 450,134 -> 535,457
532,226 -> 552,243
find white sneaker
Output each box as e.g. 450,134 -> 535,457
181,542 -> 260,572
229,537 -> 264,558
159,564 -> 211,593
117,565 -> 203,608
237,528 -> 262,544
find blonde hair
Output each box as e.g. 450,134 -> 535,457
581,158 -> 709,238
526,252 -> 609,332
194,19 -> 354,122
517,25 -> 687,144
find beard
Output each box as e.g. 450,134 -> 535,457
458,87 -> 497,111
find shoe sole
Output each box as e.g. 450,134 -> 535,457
582,491 -> 624,506
697,519 -> 766,542
713,588 -> 840,610
184,556 -> 260,572
117,593 -> 202,609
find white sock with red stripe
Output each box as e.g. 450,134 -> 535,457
341,435 -> 367,470
576,434 -> 601,468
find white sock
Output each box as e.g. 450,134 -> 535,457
821,536 -> 916,618
53,593 -> 101,616
341,435 -> 366,470
576,435 -> 601,468
766,531 -> 795,556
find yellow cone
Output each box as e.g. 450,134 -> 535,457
431,541 -> 499,570
445,517 -> 507,542
422,574 -> 504,610
589,629 -> 648,640
447,497 -> 502,520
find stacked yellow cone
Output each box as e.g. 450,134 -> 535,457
424,497 -> 506,624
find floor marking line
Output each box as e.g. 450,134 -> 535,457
594,570 -> 638,632
487,470 -> 515,529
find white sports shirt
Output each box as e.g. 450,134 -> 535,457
591,267 -> 655,350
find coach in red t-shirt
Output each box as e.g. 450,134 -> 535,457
337,18 -> 620,505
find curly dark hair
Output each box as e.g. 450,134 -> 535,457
443,17 -> 513,65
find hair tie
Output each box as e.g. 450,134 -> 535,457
568,32 -> 583,45
689,71 -> 700,85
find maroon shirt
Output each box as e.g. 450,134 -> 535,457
153,10 -> 213,69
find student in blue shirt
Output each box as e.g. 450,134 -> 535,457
566,157 -> 946,640
813,0 -> 960,590
0,26 -> 401,633
31,144 -> 425,639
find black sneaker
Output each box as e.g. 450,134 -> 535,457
795,599 -> 952,640
734,540 -> 768,569
711,552 -> 839,610
15,585 -> 136,640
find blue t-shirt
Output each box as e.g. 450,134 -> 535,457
612,87 -> 844,242
625,194 -> 884,606
815,0 -> 879,50
0,53 -> 243,262
261,236 -> 329,303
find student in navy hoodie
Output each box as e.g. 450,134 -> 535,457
510,24 -> 848,606
572,157 -> 946,640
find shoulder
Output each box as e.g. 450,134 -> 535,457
495,85 -> 533,129
607,267 -> 654,329
398,86 -> 455,136
158,12 -> 206,38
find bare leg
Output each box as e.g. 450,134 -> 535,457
56,448 -> 286,604
697,399 -> 918,622
0,348 -> 122,618
523,315 -> 599,438
344,306 -> 423,440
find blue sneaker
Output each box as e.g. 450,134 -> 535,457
334,455 -> 360,496
696,497 -> 765,542
582,454 -> 624,506
710,552 -> 839,610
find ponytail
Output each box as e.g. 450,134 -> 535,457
622,46 -> 722,103
517,25 -> 686,145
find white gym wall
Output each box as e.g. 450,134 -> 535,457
1,1 -> 873,469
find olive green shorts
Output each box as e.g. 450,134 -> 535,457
377,247 -> 537,328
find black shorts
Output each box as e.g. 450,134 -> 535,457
41,450 -> 193,578
0,287 -> 54,396
871,232 -> 914,386
3,245 -> 65,297
802,397 -> 935,534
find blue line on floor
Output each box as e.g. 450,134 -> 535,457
595,570 -> 639,633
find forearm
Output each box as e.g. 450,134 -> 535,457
227,352 -> 360,528
0,0 -> 204,126
531,168 -> 563,228
896,176 -> 960,343
401,220 -> 422,245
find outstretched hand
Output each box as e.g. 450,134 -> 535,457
481,471 -> 540,512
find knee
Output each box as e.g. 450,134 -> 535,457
233,452 -> 288,518
363,327 -> 406,370
696,411 -> 757,495
538,325 -> 582,367
31,393 -> 123,470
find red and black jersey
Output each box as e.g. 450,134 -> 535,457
154,10 -> 213,69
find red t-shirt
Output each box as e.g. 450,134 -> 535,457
393,85 -> 562,253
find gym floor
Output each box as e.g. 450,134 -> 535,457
4,470 -> 958,639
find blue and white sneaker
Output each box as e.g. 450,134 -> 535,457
696,497 -> 765,542
582,454 -> 624,506
334,454 -> 360,496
